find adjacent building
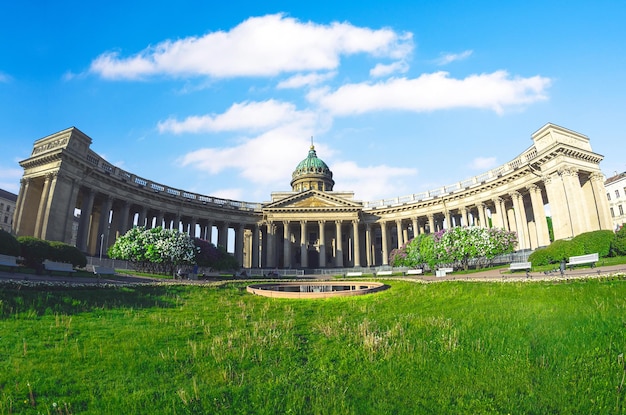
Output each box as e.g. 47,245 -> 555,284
0,188 -> 17,233
605,171 -> 626,230
12,123 -> 613,269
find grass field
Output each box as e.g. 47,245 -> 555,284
1,277 -> 625,414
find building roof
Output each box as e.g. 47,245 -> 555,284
0,188 -> 17,202
605,171 -> 626,186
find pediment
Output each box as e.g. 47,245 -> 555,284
263,190 -> 362,211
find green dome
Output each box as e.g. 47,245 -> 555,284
294,146 -> 331,174
291,145 -> 334,191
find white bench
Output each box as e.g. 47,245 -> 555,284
435,267 -> 454,277
44,260 -> 76,276
88,265 -> 116,276
345,271 -> 363,277
509,262 -> 531,272
405,269 -> 423,276
566,253 -> 598,269
376,270 -> 393,277
0,254 -> 19,272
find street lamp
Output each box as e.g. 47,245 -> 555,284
99,233 -> 104,261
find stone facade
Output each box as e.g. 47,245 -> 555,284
13,123 -> 613,269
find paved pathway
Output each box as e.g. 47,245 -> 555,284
1,264 -> 625,287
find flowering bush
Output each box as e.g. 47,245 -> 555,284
108,227 -> 196,275
391,226 -> 517,270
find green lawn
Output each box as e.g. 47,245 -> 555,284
1,278 -> 625,414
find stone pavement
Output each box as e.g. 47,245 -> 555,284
1,264 -> 625,287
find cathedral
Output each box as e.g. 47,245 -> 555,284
13,124 -> 613,269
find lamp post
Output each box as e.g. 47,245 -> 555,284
99,233 -> 104,261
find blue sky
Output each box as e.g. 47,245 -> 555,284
1,1 -> 625,203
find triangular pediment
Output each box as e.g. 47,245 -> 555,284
263,190 -> 362,211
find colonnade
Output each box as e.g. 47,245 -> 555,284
13,124 -> 614,270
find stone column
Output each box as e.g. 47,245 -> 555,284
396,220 -> 403,248
444,210 -> 451,229
13,178 -> 32,236
461,207 -> 469,227
300,220 -> 308,268
528,184 -> 550,247
77,189 -> 95,252
235,224 -> 244,267
543,173 -> 572,240
252,224 -> 260,268
137,206 -> 147,228
365,224 -> 373,267
477,203 -> 487,228
117,201 -> 131,237
155,211 -> 164,229
335,220 -> 343,267
283,221 -> 291,268
561,168 -> 591,235
97,196 -> 113,256
206,220 -> 214,244
218,222 -> 229,249
189,217 -> 197,238
319,220 -> 326,268
491,198 -> 505,229
34,173 -> 53,238
589,172 -> 613,230
380,221 -> 389,266
427,214 -> 435,234
266,222 -> 276,268
352,220 -> 361,267
510,191 -> 529,250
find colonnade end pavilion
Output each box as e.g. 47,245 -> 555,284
13,123 -> 613,270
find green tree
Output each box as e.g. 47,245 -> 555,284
0,229 -> 20,256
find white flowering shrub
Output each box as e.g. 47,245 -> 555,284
108,226 -> 197,275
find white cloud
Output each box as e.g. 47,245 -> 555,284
277,72 -> 336,89
177,122 -> 329,186
90,14 -> 413,80
369,60 -> 409,77
309,70 -> 551,115
331,160 -> 418,201
0,71 -> 12,83
210,188 -> 245,201
0,166 -> 23,193
435,50 -> 473,65
469,156 -> 497,170
158,100 -> 317,134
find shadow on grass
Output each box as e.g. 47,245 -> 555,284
0,284 -> 181,318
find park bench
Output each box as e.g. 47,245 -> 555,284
345,271 -> 363,277
43,260 -> 76,276
87,265 -> 116,276
566,253 -> 598,270
509,262 -> 532,272
376,270 -> 393,277
0,254 -> 19,272
436,267 -> 454,277
405,269 -> 423,276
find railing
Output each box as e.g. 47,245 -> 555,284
362,146 -> 538,210
85,142 -> 539,213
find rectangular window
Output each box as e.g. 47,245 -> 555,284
620,205 -> 624,216
607,192 -> 611,201
617,190 -> 621,198
610,207 -> 615,217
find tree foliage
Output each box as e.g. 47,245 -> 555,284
391,227 -> 518,270
610,225 -> 626,257
0,229 -> 20,256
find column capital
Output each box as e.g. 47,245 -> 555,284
527,183 -> 541,193
589,171 -> 605,183
508,190 -> 522,200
